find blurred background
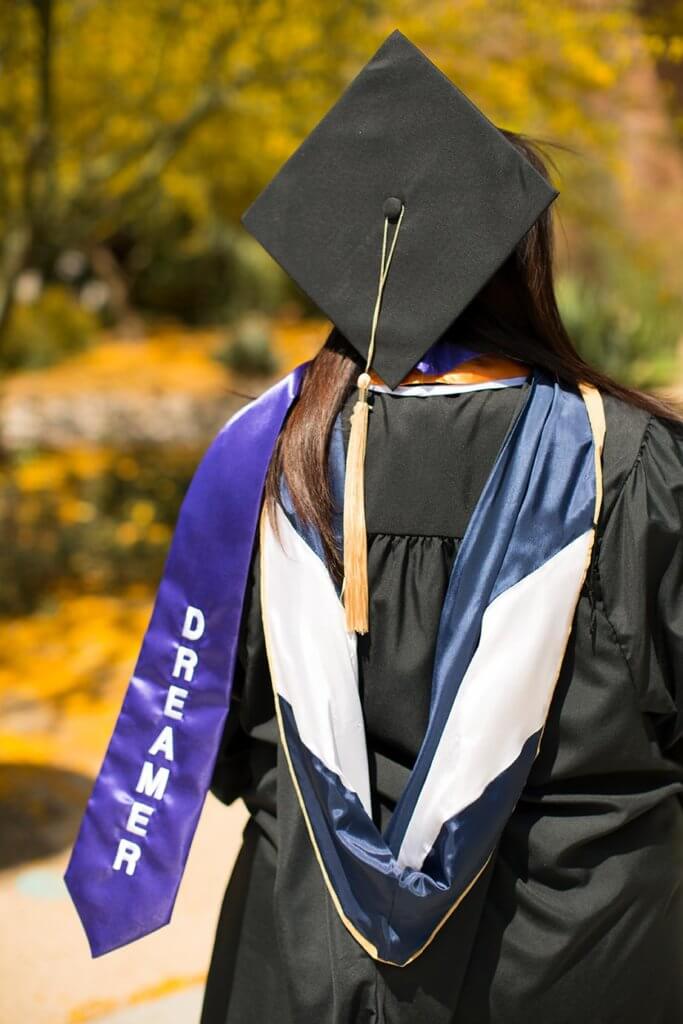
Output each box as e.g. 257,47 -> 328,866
1,2 -> 682,1021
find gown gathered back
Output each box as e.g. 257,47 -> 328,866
201,374 -> 683,1024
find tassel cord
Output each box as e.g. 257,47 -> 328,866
343,204 -> 405,633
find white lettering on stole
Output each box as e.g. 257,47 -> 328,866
113,839 -> 142,875
182,606 -> 205,640
164,684 -> 189,720
136,761 -> 170,800
172,646 -> 198,682
148,725 -> 174,761
112,602 -> 206,878
127,801 -> 155,837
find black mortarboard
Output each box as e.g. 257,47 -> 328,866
242,28 -> 559,635
241,28 -> 558,391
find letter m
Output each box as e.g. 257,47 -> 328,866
135,760 -> 170,801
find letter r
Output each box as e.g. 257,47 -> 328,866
112,839 -> 141,876
173,645 -> 198,683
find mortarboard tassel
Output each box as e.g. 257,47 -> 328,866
342,369 -> 371,632
343,200 -> 405,633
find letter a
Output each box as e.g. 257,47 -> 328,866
148,725 -> 174,762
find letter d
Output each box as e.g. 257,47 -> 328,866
182,605 -> 205,641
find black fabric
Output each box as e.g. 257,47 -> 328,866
359,384 -> 530,537
240,29 -> 557,389
202,387 -> 683,1024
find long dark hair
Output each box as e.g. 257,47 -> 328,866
265,130 -> 680,579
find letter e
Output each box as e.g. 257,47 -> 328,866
126,800 -> 155,837
164,684 -> 188,720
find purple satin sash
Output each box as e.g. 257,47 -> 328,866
65,342 -> 477,957
65,364 -> 307,956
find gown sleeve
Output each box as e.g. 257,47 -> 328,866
598,412 -> 683,764
209,535 -> 273,805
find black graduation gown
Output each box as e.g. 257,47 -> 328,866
201,378 -> 683,1024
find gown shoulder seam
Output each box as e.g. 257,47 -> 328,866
599,410 -> 654,526
594,412 -> 655,706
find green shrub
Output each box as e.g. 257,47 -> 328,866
556,272 -> 681,389
129,221 -> 292,325
2,287 -> 98,372
214,313 -> 279,377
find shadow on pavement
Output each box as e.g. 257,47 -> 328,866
0,763 -> 92,870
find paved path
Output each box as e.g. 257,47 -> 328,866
85,988 -> 204,1024
0,797 -> 246,1024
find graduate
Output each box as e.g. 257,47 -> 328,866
66,30 -> 682,1024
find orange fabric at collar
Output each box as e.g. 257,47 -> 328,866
369,354 -> 530,388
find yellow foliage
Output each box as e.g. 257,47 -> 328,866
130,500 -> 156,527
0,592 -> 152,774
115,521 -> 139,546
4,329 -> 227,398
147,523 -> 172,545
58,499 -> 97,525
1,0 -> 677,235
115,456 -> 140,481
5,321 -> 328,406
12,448 -> 112,494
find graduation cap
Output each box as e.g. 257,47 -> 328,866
241,28 -> 559,633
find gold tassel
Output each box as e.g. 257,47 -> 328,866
342,199 -> 405,635
343,371 -> 372,634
